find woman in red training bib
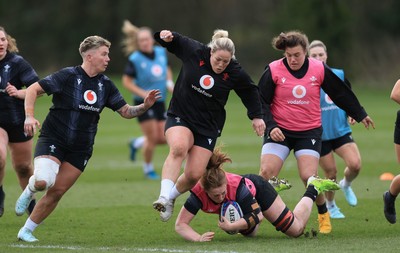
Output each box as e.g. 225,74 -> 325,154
175,147 -> 340,242
258,31 -> 374,234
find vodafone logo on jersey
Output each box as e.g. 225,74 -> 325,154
199,75 -> 215,90
151,64 -> 163,77
83,90 -> 97,105
292,85 -> 306,99
324,94 -> 334,104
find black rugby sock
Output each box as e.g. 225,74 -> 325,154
303,184 -> 318,202
317,203 -> 328,214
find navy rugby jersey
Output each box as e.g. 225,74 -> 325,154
38,66 -> 126,149
0,52 -> 39,125
154,32 -> 263,138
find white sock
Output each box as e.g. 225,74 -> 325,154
24,217 -> 39,232
134,136 -> 145,149
326,200 -> 336,208
143,163 -> 154,174
160,179 -> 175,200
169,185 -> 182,200
341,177 -> 351,187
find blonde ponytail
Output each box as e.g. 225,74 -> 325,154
208,29 -> 235,58
121,20 -> 140,56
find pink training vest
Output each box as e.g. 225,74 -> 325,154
191,172 -> 257,214
269,58 -> 325,131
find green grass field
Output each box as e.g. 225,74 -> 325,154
1,79 -> 400,253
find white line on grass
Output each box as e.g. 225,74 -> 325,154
10,244 -> 254,253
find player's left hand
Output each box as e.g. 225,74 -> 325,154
252,118 -> 266,137
361,115 -> 375,130
143,89 -> 161,110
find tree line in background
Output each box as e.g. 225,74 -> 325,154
1,0 -> 399,86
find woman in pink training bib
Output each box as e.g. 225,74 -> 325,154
175,147 -> 340,241
257,31 -> 374,234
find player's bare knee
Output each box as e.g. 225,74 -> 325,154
185,174 -> 201,186
169,145 -> 188,159
286,224 -> 305,238
348,160 -> 361,173
47,188 -> 67,202
14,164 -> 33,178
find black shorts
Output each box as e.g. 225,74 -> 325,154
243,174 -> 278,212
134,100 -> 166,123
165,115 -> 217,152
263,131 -> 322,154
34,137 -> 93,172
0,122 -> 33,143
395,110 -> 400,145
320,132 -> 354,157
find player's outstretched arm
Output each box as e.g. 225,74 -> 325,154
175,207 -> 215,242
118,89 -> 161,119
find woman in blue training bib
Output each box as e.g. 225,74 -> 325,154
309,40 -> 362,219
121,20 -> 174,180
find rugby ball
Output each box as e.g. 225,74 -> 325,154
220,201 -> 243,234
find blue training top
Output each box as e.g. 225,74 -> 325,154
320,68 -> 352,141
128,46 -> 168,102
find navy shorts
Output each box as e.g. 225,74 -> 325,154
395,110 -> 400,145
34,137 -> 92,172
243,174 -> 278,212
320,132 -> 354,157
165,115 -> 217,152
134,100 -> 166,123
0,123 -> 33,143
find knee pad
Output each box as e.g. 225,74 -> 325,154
272,207 -> 295,233
33,158 -> 60,190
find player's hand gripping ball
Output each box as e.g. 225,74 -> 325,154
220,201 -> 243,235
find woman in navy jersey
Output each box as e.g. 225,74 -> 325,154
309,40 -> 362,219
383,80 -> 400,224
152,29 -> 266,222
258,31 -> 374,234
0,26 -> 38,217
175,147 -> 339,241
15,35 -> 160,242
121,21 -> 174,180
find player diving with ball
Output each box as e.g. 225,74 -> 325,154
174,147 -> 340,242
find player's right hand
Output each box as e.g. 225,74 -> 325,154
160,30 -> 173,42
198,231 -> 214,242
24,116 -> 41,136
